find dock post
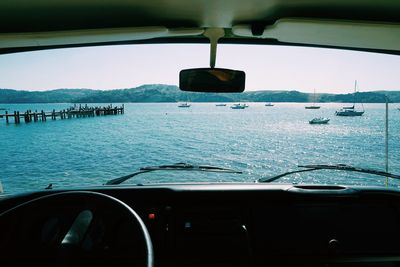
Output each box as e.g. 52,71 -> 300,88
5,104 -> 123,125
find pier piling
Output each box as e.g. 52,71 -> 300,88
1,104 -> 124,125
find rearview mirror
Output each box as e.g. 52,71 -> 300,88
179,68 -> 245,93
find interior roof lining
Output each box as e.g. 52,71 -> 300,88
0,37 -> 399,57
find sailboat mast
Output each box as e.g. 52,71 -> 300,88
353,80 -> 357,108
313,89 -> 316,105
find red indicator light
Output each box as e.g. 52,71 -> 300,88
148,213 -> 156,220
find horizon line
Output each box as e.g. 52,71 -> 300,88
1,84 -> 399,95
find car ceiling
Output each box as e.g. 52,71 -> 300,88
0,0 -> 400,53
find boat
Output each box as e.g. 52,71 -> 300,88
309,117 -> 330,124
342,105 -> 355,110
215,103 -> 227,106
265,102 -> 274,107
305,89 -> 320,109
178,102 -> 191,108
305,105 -> 320,109
335,81 -> 365,116
230,103 -> 246,109
335,109 -> 364,116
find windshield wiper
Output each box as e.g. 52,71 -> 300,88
105,163 -> 242,185
258,164 -> 400,183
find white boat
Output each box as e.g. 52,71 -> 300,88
309,117 -> 330,124
305,89 -> 320,109
230,103 -> 246,109
265,102 -> 274,107
335,81 -> 364,116
178,102 -> 191,108
215,103 -> 226,106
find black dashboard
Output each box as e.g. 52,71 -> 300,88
1,183 -> 400,267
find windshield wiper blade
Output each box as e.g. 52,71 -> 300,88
258,164 -> 400,183
105,163 -> 242,185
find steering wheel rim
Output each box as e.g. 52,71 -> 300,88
0,191 -> 154,267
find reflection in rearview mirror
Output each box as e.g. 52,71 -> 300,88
179,68 -> 245,93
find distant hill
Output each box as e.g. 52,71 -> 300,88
1,84 -> 400,103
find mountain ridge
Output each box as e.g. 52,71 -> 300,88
1,84 -> 400,103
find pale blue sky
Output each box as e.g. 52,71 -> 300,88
0,44 -> 399,93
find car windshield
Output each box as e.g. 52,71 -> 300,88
0,44 -> 399,194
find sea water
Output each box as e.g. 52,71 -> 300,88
0,102 -> 399,194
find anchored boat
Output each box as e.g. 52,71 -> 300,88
309,117 -> 330,124
335,108 -> 364,116
178,102 -> 191,108
230,103 -> 246,109
305,90 -> 320,109
336,81 -> 364,116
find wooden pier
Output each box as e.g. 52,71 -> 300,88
0,104 -> 124,124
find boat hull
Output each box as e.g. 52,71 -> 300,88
335,111 -> 364,116
305,106 -> 320,109
178,102 -> 191,108
309,118 -> 330,124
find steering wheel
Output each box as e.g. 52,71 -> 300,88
0,191 -> 154,267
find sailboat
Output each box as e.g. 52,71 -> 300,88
305,90 -> 320,109
335,80 -> 365,116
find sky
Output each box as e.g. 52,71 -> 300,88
0,44 -> 399,93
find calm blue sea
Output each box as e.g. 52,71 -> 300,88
1,102 -> 399,194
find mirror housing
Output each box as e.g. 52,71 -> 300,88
179,68 -> 245,93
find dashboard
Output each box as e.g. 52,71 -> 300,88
1,183 -> 400,267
